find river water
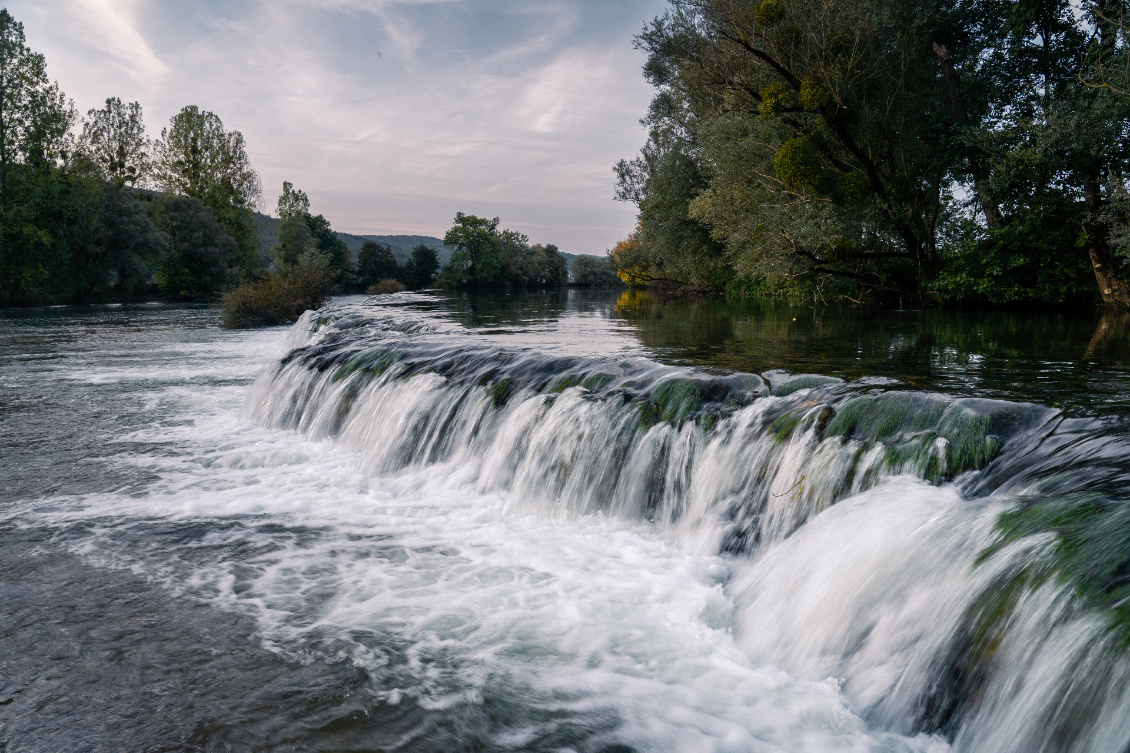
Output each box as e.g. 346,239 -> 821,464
2,290 -> 1130,752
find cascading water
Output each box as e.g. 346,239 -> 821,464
239,301 -> 1130,753
6,294 -> 1130,752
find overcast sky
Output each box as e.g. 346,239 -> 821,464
11,0 -> 667,253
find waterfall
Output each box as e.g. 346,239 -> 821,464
242,303 -> 1130,751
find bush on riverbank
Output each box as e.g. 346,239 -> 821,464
221,251 -> 334,328
367,279 -> 405,294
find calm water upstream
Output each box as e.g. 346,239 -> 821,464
2,290 -> 1130,752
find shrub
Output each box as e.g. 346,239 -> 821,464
221,250 -> 334,328
367,278 -> 406,294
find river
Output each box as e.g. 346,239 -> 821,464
2,290 -> 1129,752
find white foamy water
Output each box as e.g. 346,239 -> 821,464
7,297 -> 1130,753
0,306 -> 952,753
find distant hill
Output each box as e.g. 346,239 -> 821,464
340,233 -> 449,265
253,212 -> 445,264
254,211 -> 582,269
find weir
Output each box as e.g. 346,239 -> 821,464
245,304 -> 1130,753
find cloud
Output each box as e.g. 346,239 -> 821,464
73,0 -> 168,83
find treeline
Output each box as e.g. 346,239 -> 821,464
357,239 -> 440,293
0,9 -> 369,312
437,212 -> 569,288
612,0 -> 1130,307
0,5 -> 613,317
432,212 -> 622,289
0,9 -> 270,306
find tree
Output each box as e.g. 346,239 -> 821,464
155,105 -> 261,275
442,212 -> 501,286
357,240 -> 400,286
572,254 -> 622,287
305,212 -> 351,277
96,186 -> 165,299
530,243 -> 568,287
78,97 -> 150,187
0,9 -> 73,197
641,147 -> 729,287
497,228 -> 533,286
618,0 -> 966,298
924,0 -> 1130,306
0,9 -> 76,304
272,213 -> 316,267
269,181 -> 350,280
152,194 -> 238,300
276,180 -> 309,219
402,244 -> 440,289
155,106 -> 260,207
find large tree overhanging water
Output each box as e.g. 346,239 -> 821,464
613,0 -> 1130,307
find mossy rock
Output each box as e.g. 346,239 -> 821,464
978,493 -> 1130,647
824,392 -> 1003,480
332,348 -> 403,383
542,371 -> 615,394
763,370 -> 843,397
649,378 -> 704,424
487,377 -> 517,407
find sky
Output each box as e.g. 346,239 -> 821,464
11,0 -> 668,254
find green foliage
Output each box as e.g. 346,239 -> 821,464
754,0 -> 785,26
440,213 -> 568,289
276,181 -> 310,219
615,0 -> 1130,306
152,194 -> 238,301
525,243 -> 569,287
636,148 -> 729,288
618,0 -> 951,299
0,9 -> 275,306
154,105 -> 261,276
305,213 -> 350,277
759,81 -> 795,120
221,250 -> 335,328
357,240 -> 400,288
94,186 -> 165,300
725,273 -> 800,299
269,182 -> 350,283
368,278 -> 405,294
154,106 -> 260,210
443,212 -> 502,287
572,255 -> 622,287
401,244 -> 440,289
931,218 -> 1095,305
273,213 -> 315,267
77,98 -> 150,187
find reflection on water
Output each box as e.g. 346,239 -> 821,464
416,289 -> 1130,414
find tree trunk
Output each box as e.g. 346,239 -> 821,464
1082,170 -> 1130,307
932,43 -> 1003,230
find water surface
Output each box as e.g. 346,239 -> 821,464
2,291 -> 1128,753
